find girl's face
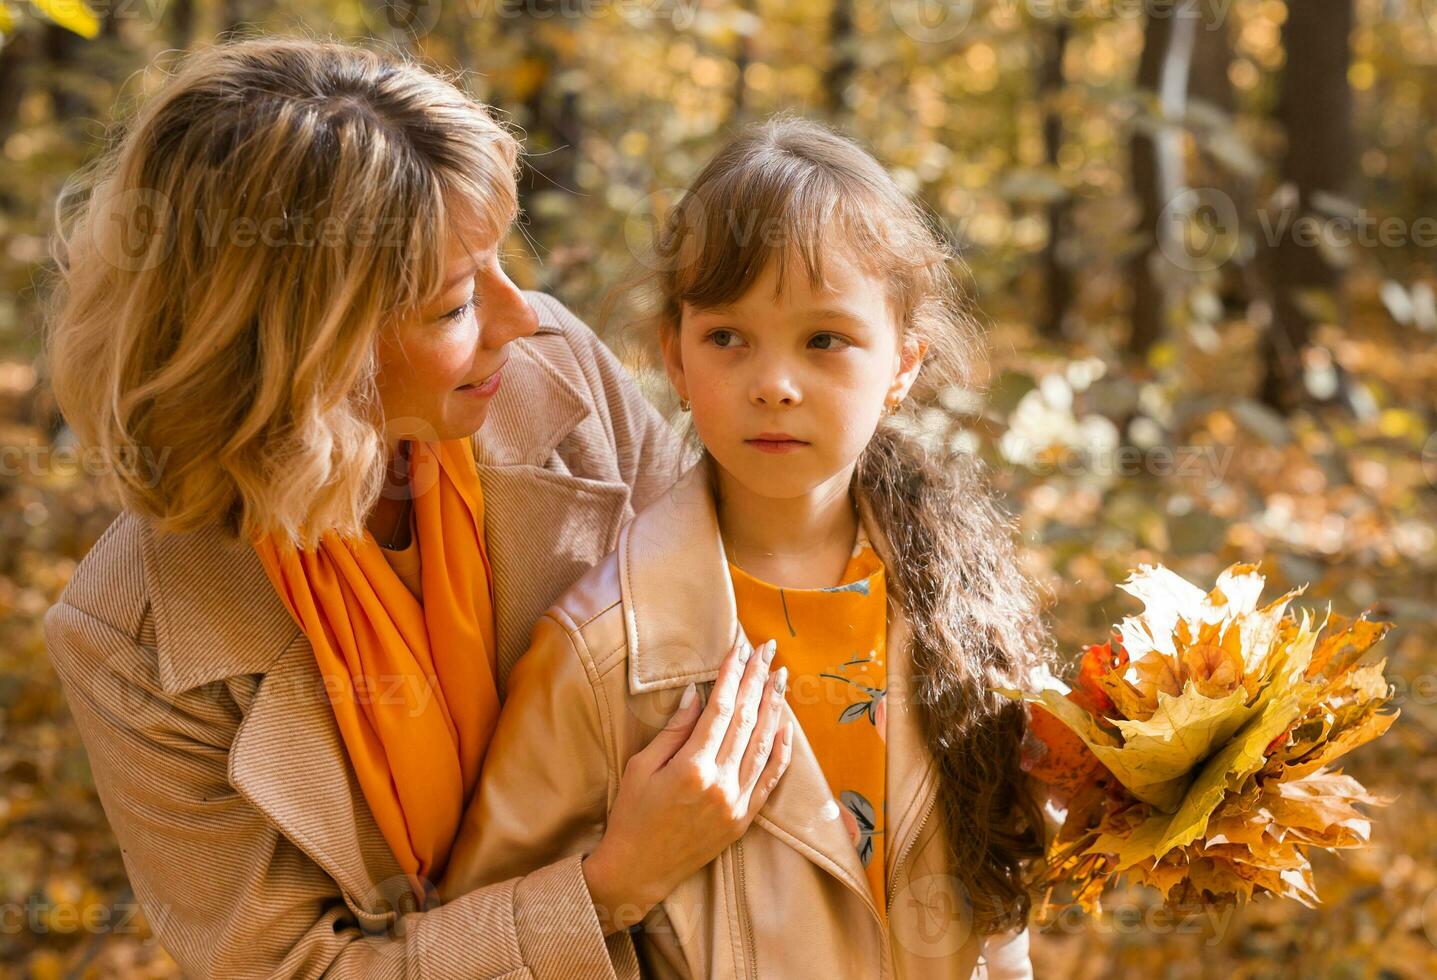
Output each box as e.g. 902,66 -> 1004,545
376,223 -> 538,446
663,241 -> 925,500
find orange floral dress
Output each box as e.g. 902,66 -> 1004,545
728,526 -> 889,917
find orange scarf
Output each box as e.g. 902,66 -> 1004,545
251,437 -> 500,904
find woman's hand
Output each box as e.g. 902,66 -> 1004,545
580,636 -> 792,934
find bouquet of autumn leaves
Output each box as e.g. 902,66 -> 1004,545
999,562 -> 1399,916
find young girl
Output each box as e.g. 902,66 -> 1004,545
439,116 -> 1053,978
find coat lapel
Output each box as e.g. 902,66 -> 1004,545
142,520 -> 411,917
473,332 -> 634,683
621,464 -> 938,917
144,324 -> 632,919
478,464 -> 630,683
227,634 -> 412,914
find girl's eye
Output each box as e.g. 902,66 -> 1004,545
441,298 -> 474,323
707,328 -> 743,349
809,332 -> 851,351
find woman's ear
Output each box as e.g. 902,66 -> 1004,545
659,321 -> 689,403
889,335 -> 929,404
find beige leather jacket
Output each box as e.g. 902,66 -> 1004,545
441,462 -> 1035,979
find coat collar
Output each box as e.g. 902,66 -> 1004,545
618,461 -> 940,918
471,323 -> 589,468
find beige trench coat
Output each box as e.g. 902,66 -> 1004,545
42,293 -> 690,979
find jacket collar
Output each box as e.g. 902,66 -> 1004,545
144,322 -> 587,695
622,461 -> 741,693
618,460 -> 940,915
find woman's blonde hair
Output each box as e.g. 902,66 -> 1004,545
616,115 -> 1056,934
44,36 -> 519,548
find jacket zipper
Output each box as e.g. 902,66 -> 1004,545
732,838 -> 760,980
732,798 -> 929,980
886,791 -> 938,921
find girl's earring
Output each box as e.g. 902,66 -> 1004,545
884,399 -> 900,417
679,396 -> 691,413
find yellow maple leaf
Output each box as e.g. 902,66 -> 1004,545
1089,690 -> 1305,869
1102,679 -> 1254,811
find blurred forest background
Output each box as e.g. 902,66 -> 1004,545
1,0 -> 1435,976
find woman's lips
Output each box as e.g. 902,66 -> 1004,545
456,367 -> 503,398
745,434 -> 809,454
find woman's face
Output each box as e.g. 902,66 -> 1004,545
375,223 -> 537,447
662,241 -> 925,501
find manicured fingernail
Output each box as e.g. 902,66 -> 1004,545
774,666 -> 788,693
763,640 -> 777,663
679,682 -> 696,709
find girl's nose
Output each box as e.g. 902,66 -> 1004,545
750,369 -> 801,408
481,263 -> 539,348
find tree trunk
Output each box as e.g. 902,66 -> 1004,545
0,28 -> 36,215
169,0 -> 195,49
0,28 -> 34,146
1260,0 -> 1355,411
1188,3 -> 1251,319
825,0 -> 856,116
1188,3 -> 1233,114
42,22 -> 88,120
1039,19 -> 1072,338
508,0 -> 581,268
1127,2 -> 1198,359
222,0 -> 253,38
732,0 -> 755,120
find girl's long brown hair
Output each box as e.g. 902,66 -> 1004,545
615,114 -> 1056,933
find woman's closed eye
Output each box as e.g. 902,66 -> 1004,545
441,297 -> 475,323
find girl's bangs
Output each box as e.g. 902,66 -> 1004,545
672,176 -> 901,313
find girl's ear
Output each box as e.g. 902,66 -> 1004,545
889,334 -> 929,404
659,321 -> 689,402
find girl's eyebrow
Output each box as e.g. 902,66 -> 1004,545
687,303 -> 867,326
687,302 -> 739,316
798,307 -> 866,326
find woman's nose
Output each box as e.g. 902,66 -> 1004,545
481,264 -> 539,348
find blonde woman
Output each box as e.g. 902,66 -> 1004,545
41,37 -> 793,978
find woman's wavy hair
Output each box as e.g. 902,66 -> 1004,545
612,114 -> 1056,934
44,35 -> 519,548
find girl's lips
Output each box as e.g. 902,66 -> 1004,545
456,367 -> 503,398
746,438 -> 809,454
